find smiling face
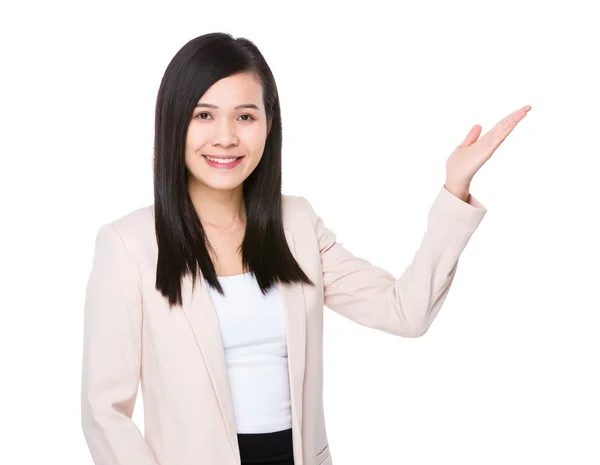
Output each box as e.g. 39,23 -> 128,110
185,72 -> 270,193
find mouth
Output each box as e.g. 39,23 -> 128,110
202,155 -> 244,169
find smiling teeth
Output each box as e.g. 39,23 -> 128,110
205,156 -> 239,164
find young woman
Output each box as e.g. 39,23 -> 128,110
81,32 -> 531,465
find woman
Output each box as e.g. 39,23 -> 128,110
81,32 -> 530,465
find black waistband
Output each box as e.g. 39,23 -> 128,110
237,427 -> 293,462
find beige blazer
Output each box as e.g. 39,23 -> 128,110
81,185 -> 487,465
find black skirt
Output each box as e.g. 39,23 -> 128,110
237,427 -> 294,465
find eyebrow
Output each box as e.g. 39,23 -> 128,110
195,103 -> 261,111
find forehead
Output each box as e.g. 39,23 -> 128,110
198,72 -> 263,109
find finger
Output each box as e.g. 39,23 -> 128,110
490,106 -> 531,135
480,105 -> 531,150
458,124 -> 482,147
495,106 -> 528,131
465,106 -> 528,149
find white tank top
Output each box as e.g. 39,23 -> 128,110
205,271 -> 292,434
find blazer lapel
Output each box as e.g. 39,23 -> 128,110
180,226 -> 307,465
281,228 -> 307,465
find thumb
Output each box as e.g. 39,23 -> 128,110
458,124 -> 482,147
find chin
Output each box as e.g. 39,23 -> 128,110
193,176 -> 245,192
210,182 -> 244,191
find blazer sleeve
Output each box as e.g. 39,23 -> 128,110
301,185 -> 488,337
81,224 -> 159,465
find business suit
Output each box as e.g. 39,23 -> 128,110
81,185 -> 487,465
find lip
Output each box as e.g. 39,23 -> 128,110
202,155 -> 244,169
203,154 -> 244,159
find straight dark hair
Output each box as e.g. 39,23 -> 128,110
153,32 -> 315,308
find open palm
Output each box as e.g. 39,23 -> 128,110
446,105 -> 532,186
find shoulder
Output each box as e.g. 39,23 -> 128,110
282,193 -> 305,212
95,204 -> 156,258
281,194 -> 316,229
107,204 -> 154,234
282,193 -> 320,227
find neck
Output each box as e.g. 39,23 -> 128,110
188,179 -> 246,231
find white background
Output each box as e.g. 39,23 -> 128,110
2,1 -> 599,464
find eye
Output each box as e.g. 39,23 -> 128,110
194,113 -> 255,121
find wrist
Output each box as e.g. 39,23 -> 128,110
444,182 -> 470,202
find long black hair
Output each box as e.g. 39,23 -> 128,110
153,32 -> 315,308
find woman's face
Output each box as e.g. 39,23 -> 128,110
185,72 -> 270,193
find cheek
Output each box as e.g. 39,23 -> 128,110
185,127 -> 206,151
246,127 -> 268,154
184,132 -> 204,170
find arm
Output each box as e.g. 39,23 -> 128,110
301,185 -> 487,337
81,224 -> 160,465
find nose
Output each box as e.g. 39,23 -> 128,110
211,119 -> 239,147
